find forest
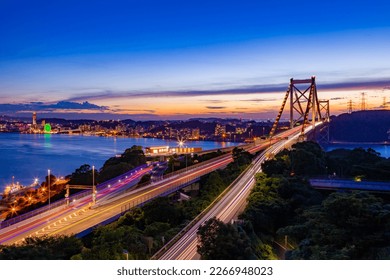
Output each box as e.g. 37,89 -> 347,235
197,142 -> 390,259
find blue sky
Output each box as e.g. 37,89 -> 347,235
1,0 -> 390,120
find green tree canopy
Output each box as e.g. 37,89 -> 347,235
68,164 -> 95,186
280,192 -> 390,260
0,235 -> 82,260
261,141 -> 327,177
197,217 -> 255,260
98,145 -> 147,182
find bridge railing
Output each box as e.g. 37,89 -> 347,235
0,164 -> 150,229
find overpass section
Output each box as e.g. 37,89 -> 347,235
310,179 -> 390,192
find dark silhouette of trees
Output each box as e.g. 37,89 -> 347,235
327,147 -> 390,180
262,141 -> 327,177
197,217 -> 255,260
68,164 -> 95,186
281,192 -> 390,259
0,235 -> 82,260
98,145 -> 146,182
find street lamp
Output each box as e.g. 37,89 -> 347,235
177,138 -> 188,171
123,249 -> 129,260
185,149 -> 188,171
48,169 -> 51,209
92,165 -> 96,205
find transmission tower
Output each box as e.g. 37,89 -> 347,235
361,92 -> 366,111
347,99 -> 353,114
317,99 -> 330,143
269,76 -> 328,140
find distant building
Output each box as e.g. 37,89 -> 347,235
214,124 -> 226,136
145,146 -> 202,155
191,128 -> 200,140
145,146 -> 170,155
32,112 -> 37,128
235,127 -> 245,134
170,146 -> 202,154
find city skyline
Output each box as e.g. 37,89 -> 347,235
1,0 -> 390,120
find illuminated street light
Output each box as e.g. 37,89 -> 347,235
48,169 -> 51,209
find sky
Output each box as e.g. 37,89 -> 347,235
0,0 -> 390,120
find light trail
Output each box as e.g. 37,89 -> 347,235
0,124 -> 321,245
157,123 -> 320,260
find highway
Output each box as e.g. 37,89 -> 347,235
157,124 -> 318,260
0,166 -> 152,244
0,150 -> 235,244
0,125 -> 316,245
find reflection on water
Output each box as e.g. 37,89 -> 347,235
0,133 -> 235,190
43,133 -> 52,149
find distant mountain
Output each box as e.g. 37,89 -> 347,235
188,117 -> 241,123
330,110 -> 390,142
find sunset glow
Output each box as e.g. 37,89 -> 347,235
0,1 -> 389,120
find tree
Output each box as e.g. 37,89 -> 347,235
289,141 -> 327,176
197,217 -> 255,260
281,192 -> 390,260
117,207 -> 145,228
232,147 -> 252,166
68,164 -> 95,186
82,225 -> 148,260
199,171 -> 226,199
327,147 -> 390,180
122,145 -> 147,167
261,142 -> 327,177
143,197 -> 183,226
0,235 -> 83,260
98,145 -> 147,182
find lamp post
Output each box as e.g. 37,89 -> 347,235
48,169 -> 51,209
178,139 -> 188,171
123,249 -> 129,260
92,165 -> 96,205
185,149 -> 188,171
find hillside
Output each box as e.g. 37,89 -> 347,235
329,110 -> 390,142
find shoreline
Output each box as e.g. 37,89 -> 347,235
11,131 -> 242,144
326,141 -> 390,146
0,133 -> 238,191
